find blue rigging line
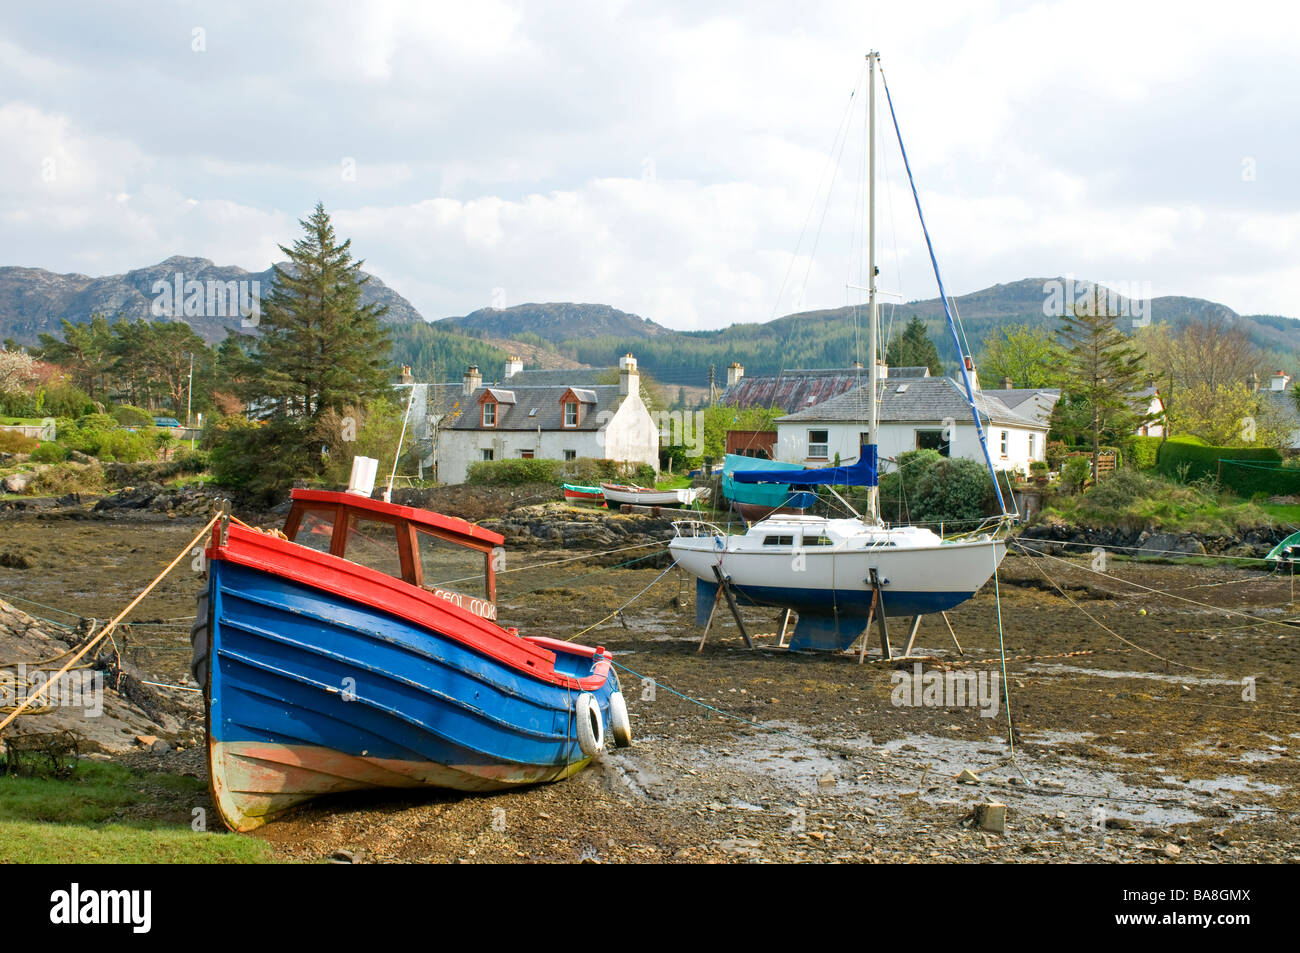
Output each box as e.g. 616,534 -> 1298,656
879,68 -> 1008,516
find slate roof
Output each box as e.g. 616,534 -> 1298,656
496,367 -> 608,388
446,384 -> 626,431
981,388 -> 1061,428
778,378 -> 1045,429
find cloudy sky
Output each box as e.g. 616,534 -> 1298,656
2,0 -> 1297,329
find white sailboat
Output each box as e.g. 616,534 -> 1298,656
669,52 -> 1014,652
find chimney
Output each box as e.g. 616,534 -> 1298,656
619,353 -> 639,396
398,364 -> 413,385
504,355 -> 523,379
1001,376 -> 1013,389
1272,369 -> 1289,392
463,364 -> 482,396
963,355 -> 979,391
726,362 -> 744,387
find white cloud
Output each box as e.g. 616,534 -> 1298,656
0,0 -> 1297,324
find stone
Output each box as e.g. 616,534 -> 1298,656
956,769 -> 980,784
975,802 -> 1006,833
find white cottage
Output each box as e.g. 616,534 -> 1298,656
435,355 -> 659,484
774,374 -> 1049,475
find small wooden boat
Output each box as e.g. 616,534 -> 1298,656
600,483 -> 709,507
562,483 -> 605,504
191,488 -> 631,831
732,493 -> 818,523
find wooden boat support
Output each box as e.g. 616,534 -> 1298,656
693,562 -> 966,663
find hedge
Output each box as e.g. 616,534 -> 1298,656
1125,435 -> 1161,470
1155,437 -> 1300,496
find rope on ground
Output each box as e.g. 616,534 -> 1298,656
1016,536 -> 1275,565
565,561 -> 678,642
1017,540 -> 1300,635
515,548 -> 668,596
1011,541 -> 1213,672
0,513 -> 220,733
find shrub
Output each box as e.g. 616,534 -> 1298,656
111,404 -> 155,428
1046,440 -> 1069,470
209,416 -> 313,505
1029,460 -> 1049,475
0,430 -> 39,454
1124,435 -> 1161,470
1062,456 -> 1091,491
43,385 -> 94,419
907,457 -> 998,526
30,442 -> 68,463
466,458 -> 562,486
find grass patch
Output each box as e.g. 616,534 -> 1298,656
1257,502 -> 1300,527
1040,469 -> 1273,535
0,759 -> 274,863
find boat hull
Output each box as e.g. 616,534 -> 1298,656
670,533 -> 1005,652
202,559 -> 617,831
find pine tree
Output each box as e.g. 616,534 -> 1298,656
245,203 -> 392,420
1058,290 -> 1149,480
885,316 -> 943,376
217,204 -> 394,501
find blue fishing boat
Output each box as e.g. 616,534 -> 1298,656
191,488 -> 630,831
721,453 -> 818,520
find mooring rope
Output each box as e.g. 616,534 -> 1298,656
0,513 -> 220,733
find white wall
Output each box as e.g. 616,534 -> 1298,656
775,420 -> 1047,475
434,390 -> 660,485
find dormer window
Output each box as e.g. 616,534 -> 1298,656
563,401 -> 578,428
482,401 -> 497,427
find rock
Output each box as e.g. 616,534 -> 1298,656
956,769 -> 980,784
817,773 -> 835,788
135,734 -> 159,747
975,802 -> 1006,833
2,471 -> 33,493
67,450 -> 95,464
1164,844 -> 1182,857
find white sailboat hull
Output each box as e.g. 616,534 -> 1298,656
669,517 -> 1006,650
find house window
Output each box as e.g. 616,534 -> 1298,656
563,401 -> 578,428
808,430 -> 829,459
915,430 -> 950,457
482,402 -> 496,427
563,450 -> 577,461
859,431 -> 871,450
1000,431 -> 1009,457
1028,433 -> 1036,458
520,450 -> 534,459
481,449 -> 494,461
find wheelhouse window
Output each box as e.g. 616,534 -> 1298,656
563,401 -> 579,428
807,430 -> 829,459
482,401 -> 497,427
915,429 -> 950,457
289,507 -> 336,554
416,528 -> 489,599
340,514 -> 403,578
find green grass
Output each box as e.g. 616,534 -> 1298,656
0,416 -> 45,426
1040,470 -> 1274,536
0,759 -> 275,863
1257,502 -> 1300,527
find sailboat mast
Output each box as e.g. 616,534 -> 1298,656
865,51 -> 879,524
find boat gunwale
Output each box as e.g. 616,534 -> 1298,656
208,522 -> 611,691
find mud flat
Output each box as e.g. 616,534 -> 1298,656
1,507 -> 1297,863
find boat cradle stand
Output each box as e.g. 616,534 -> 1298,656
694,566 -> 963,661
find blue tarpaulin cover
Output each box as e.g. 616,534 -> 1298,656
730,445 -> 877,487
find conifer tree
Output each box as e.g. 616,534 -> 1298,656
884,316 -> 942,376
245,202 -> 392,420
1057,290 -> 1149,481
